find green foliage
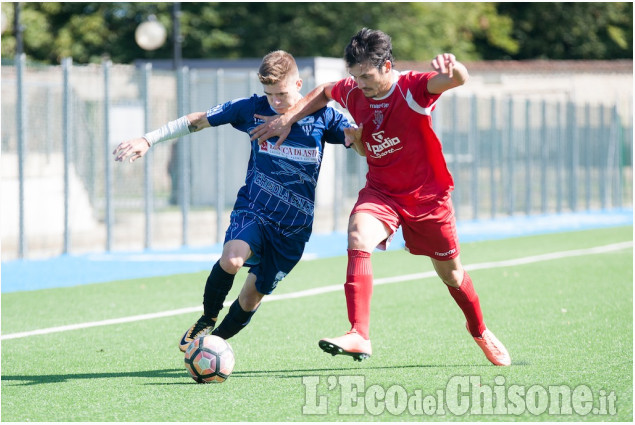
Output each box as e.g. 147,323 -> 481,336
494,2 -> 633,59
1,2 -> 632,64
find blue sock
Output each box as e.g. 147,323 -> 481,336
203,261 -> 235,319
212,298 -> 258,339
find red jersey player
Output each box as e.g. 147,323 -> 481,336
251,28 -> 510,366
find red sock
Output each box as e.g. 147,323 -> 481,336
343,249 -> 373,339
447,271 -> 486,337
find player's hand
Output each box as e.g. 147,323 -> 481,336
431,53 -> 456,78
344,124 -> 366,157
113,137 -> 151,162
250,114 -> 291,148
344,123 -> 366,154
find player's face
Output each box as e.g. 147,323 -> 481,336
263,75 -> 303,114
348,61 -> 393,98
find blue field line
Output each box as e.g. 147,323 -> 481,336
1,209 -> 632,294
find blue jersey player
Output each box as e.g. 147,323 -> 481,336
113,51 -> 363,351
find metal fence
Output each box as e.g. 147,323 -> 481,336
1,57 -> 632,260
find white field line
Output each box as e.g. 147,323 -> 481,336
2,241 -> 631,341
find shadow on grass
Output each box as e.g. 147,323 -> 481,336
1,368 -> 186,386
2,361 -> 528,386
231,362 -> 523,379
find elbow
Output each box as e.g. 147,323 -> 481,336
457,67 -> 469,86
461,71 -> 470,85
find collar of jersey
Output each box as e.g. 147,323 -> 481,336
371,70 -> 401,101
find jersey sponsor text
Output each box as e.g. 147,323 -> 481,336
365,131 -> 403,158
260,141 -> 320,163
254,171 -> 314,216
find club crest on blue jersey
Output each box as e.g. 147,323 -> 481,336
298,116 -> 316,136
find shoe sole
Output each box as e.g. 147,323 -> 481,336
318,339 -> 371,362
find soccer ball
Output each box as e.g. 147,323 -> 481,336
184,335 -> 235,383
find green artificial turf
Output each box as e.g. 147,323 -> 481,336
1,227 -> 632,421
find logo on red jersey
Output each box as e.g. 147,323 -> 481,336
373,110 -> 383,128
365,131 -> 403,158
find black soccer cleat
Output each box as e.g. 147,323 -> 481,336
318,331 -> 372,362
179,315 -> 216,352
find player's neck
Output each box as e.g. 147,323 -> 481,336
373,70 -> 399,100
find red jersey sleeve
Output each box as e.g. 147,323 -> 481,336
330,77 -> 357,110
405,71 -> 442,109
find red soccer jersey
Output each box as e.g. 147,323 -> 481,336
331,70 -> 454,206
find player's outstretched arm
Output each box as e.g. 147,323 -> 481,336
427,53 -> 469,95
250,82 -> 335,148
113,111 -> 210,163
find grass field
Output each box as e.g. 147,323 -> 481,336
1,226 -> 632,422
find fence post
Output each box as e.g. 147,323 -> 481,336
524,99 -> 532,215
215,69 -> 225,244
567,101 -> 578,212
142,63 -> 153,250
469,95 -> 479,220
556,102 -> 563,213
451,94 -> 460,219
612,105 -> 623,208
506,97 -> 514,215
16,53 -> 27,258
599,105 -> 607,209
584,103 -> 591,210
177,66 -> 190,246
103,60 -> 113,251
489,97 -> 497,218
540,101 -> 548,214
606,105 -> 619,209
62,57 -> 73,254
333,146 -> 343,232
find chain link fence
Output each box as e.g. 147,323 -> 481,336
2,58 -> 632,260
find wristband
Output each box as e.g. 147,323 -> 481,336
143,116 -> 192,146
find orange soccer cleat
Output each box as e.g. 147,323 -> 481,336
469,324 -> 511,366
318,330 -> 372,362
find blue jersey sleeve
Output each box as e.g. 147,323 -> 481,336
206,96 -> 256,128
322,107 -> 353,146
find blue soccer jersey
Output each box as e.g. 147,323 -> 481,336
206,94 -> 351,242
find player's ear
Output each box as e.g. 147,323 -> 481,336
296,78 -> 303,91
383,60 -> 392,74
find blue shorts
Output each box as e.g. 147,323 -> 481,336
225,210 -> 305,295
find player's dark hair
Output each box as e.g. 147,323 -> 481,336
344,28 -> 394,69
258,50 -> 299,85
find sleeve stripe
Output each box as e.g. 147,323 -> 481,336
405,89 -> 436,116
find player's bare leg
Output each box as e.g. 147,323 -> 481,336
319,213 -> 390,361
433,256 -> 511,366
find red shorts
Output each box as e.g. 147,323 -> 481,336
351,187 -> 459,260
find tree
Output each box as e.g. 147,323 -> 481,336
1,2 -> 631,64
492,2 -> 633,59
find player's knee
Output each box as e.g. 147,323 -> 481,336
348,229 -> 363,248
440,269 -> 463,288
348,228 -> 374,251
219,256 -> 244,274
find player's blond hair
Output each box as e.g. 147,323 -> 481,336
258,50 -> 299,85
